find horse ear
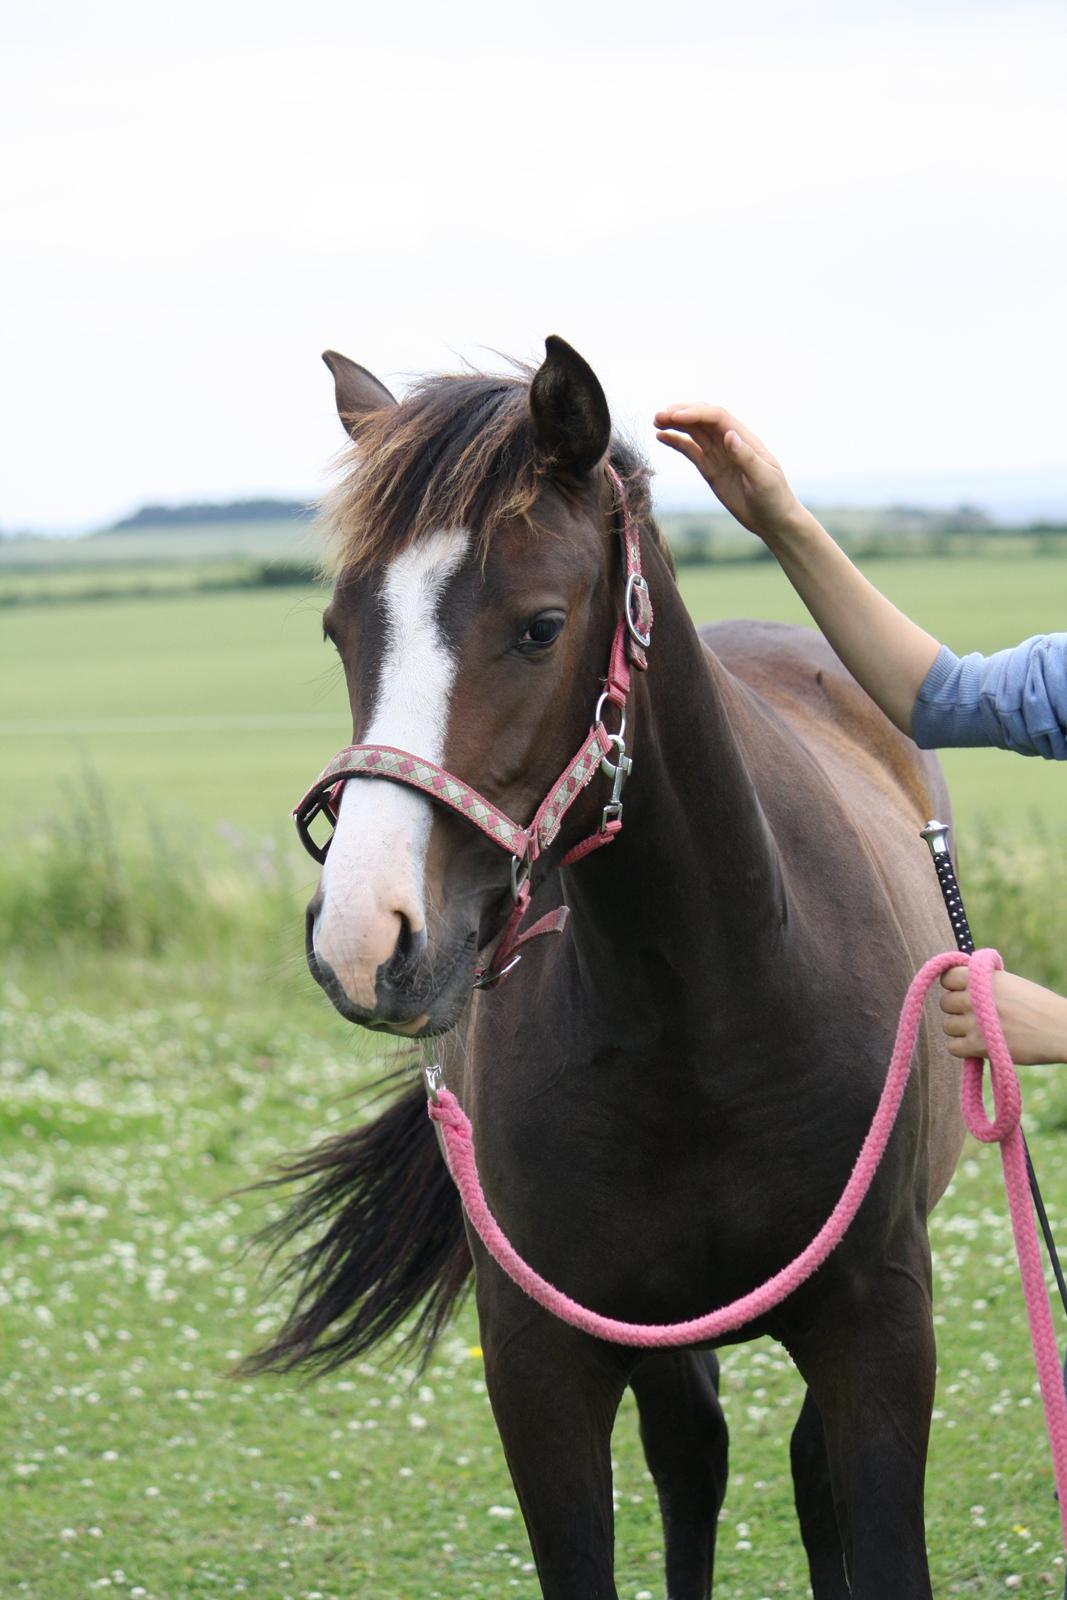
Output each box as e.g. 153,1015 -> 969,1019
322,350 -> 397,438
529,335 -> 611,477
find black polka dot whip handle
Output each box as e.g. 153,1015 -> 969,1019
919,819 -> 975,955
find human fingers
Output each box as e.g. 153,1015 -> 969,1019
946,1033 -> 986,1060
652,415 -> 731,463
654,430 -> 707,470
656,404 -> 763,459
939,988 -> 970,1016
940,966 -> 970,993
654,402 -> 732,431
941,1008 -> 987,1058
723,428 -> 775,479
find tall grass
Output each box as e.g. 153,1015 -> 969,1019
958,820 -> 1067,989
2,780 -> 1063,991
0,773 -> 301,961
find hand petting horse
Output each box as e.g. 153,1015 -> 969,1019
246,336 -> 965,1600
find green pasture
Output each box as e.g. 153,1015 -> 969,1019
3,542 -> 1067,1597
0,520 -> 313,570
4,939 -> 1067,1598
0,584 -> 344,870
0,520 -> 317,607
2,551 -> 1064,850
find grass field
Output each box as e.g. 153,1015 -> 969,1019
3,540 -> 1067,1597
0,520 -> 318,608
3,551 -> 1065,846
5,941 -> 1067,1599
0,520 -> 313,571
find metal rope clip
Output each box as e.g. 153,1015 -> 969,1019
424,1063 -> 444,1104
599,733 -> 632,833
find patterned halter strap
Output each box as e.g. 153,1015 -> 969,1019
292,464 -> 654,988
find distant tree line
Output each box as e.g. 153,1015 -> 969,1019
662,506 -> 1067,566
108,498 -> 313,531
0,559 -> 323,608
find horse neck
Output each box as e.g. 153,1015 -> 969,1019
561,562 -> 789,991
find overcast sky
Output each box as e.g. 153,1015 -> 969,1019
3,0 -> 1066,530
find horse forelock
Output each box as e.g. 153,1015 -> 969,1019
321,364 -> 658,580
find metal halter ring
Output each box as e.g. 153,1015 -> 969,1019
625,573 -> 652,649
594,691 -> 627,743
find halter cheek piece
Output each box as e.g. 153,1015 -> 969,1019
292,465 -> 654,989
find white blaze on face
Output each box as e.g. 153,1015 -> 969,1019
312,528 -> 471,1009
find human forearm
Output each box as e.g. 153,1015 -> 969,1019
766,505 -> 942,735
1022,984 -> 1067,1063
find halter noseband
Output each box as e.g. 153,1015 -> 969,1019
293,464 -> 654,988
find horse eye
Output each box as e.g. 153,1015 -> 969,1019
519,612 -> 565,649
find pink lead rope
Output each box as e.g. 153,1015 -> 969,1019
428,946 -> 1067,1550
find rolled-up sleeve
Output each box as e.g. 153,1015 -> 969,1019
911,634 -> 1067,759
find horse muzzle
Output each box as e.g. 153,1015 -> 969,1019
304,898 -> 475,1037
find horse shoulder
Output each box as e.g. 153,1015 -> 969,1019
697,617 -> 946,827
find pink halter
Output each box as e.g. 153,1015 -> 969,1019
293,464 -> 654,987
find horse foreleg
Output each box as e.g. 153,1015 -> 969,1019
630,1348 -> 729,1600
479,1281 -> 629,1600
790,1388 -> 851,1598
788,1235 -> 937,1599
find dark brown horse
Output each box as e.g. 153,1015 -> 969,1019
249,337 -> 965,1597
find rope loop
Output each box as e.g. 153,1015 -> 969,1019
424,942 -> 1067,1563
957,948 -> 1022,1144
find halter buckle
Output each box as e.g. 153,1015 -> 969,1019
625,572 -> 652,649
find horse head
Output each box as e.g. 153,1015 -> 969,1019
302,337 -> 654,1037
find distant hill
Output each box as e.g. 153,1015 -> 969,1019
106,498 -> 313,532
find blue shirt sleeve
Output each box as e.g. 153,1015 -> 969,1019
911,634 -> 1067,759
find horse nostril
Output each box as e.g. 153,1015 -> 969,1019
394,914 -> 427,972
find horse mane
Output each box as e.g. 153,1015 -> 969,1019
323,364 -> 668,576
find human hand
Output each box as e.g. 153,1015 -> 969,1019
939,966 -> 1067,1065
653,403 -> 803,542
